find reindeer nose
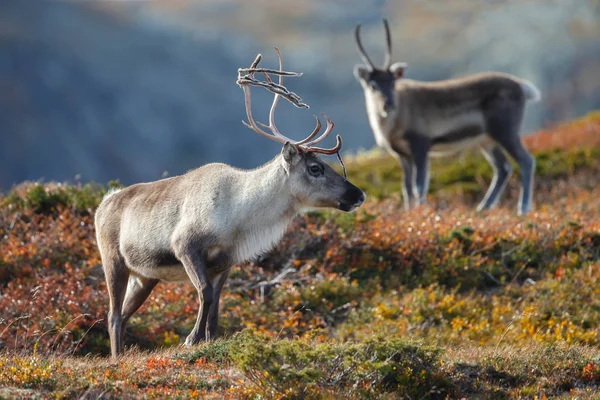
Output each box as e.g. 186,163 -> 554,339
338,185 -> 366,212
349,190 -> 366,210
355,191 -> 366,208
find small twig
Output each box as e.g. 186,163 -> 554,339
275,306 -> 307,341
509,262 -> 530,285
33,328 -> 59,357
483,271 -> 502,286
94,389 -> 109,400
330,302 -> 352,315
52,314 -> 89,351
72,318 -> 103,355
0,314 -> 30,339
8,211 -> 21,233
494,317 -> 517,353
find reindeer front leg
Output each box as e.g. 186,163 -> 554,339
205,269 -> 230,341
398,155 -> 415,210
391,143 -> 418,210
174,242 -> 214,346
407,134 -> 431,206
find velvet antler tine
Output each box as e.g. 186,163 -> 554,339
306,135 -> 343,155
295,115 -> 322,145
303,114 -> 334,147
383,19 -> 392,69
266,47 -> 284,137
355,24 -> 375,70
240,84 -> 285,143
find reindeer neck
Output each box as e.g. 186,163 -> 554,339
236,155 -> 298,224
229,155 -> 298,263
364,91 -> 403,146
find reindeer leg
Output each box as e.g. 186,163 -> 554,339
500,140 -> 535,215
102,252 -> 129,358
120,276 -> 159,341
407,134 -> 431,206
205,269 -> 230,341
477,145 -> 513,211
485,103 -> 535,215
414,154 -> 430,205
174,245 -> 213,346
398,155 -> 415,210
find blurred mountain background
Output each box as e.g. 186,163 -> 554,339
0,0 -> 598,190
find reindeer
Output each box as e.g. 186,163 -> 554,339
353,19 -> 541,215
95,49 -> 366,357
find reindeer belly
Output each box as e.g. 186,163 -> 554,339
430,135 -> 489,157
142,265 -> 190,283
121,244 -> 190,282
122,244 -> 233,283
429,117 -> 487,157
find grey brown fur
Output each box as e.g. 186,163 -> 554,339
354,20 -> 541,215
95,51 -> 365,358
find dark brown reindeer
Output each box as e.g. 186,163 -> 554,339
95,49 -> 365,358
354,20 -> 541,215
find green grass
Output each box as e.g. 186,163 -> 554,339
339,145 -> 600,200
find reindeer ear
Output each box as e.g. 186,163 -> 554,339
353,65 -> 370,81
389,62 -> 407,78
282,141 -> 298,164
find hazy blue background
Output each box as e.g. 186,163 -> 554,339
1,0 -> 599,190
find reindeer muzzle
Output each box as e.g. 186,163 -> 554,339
338,182 -> 366,212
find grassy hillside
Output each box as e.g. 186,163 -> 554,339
1,112 -> 600,398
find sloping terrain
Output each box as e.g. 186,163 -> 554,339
0,112 -> 599,398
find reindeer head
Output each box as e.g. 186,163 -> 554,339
353,19 -> 407,116
237,49 -> 366,212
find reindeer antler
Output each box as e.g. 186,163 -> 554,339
236,48 -> 342,156
355,19 -> 393,70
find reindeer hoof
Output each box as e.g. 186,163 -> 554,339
183,334 -> 207,347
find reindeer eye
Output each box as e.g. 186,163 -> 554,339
368,80 -> 378,90
308,164 -> 323,176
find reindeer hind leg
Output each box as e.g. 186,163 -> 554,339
485,101 -> 535,215
100,244 -> 130,358
477,145 -> 513,211
120,276 -> 159,342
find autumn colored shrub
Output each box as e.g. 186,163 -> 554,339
1,112 -> 600,398
0,355 -> 57,388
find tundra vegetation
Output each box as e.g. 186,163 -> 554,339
1,111 -> 600,398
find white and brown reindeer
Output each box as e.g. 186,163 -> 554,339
353,20 -> 541,215
95,49 -> 366,358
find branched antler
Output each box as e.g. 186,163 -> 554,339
236,63 -> 307,109
236,48 -> 342,156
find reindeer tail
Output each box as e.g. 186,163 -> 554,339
519,79 -> 541,103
